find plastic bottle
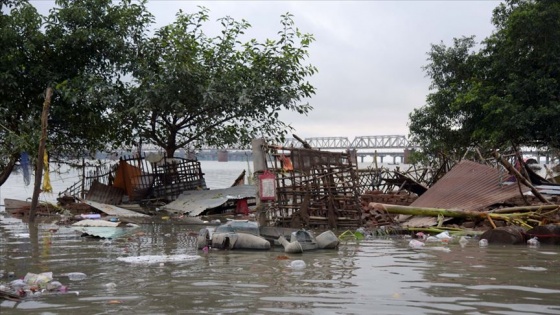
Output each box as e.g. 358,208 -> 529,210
64,272 -> 87,281
81,213 -> 101,219
290,260 -> 306,269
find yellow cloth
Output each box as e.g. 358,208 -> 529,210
42,151 -> 52,193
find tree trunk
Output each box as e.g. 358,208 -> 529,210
29,87 -> 52,223
165,147 -> 176,158
0,154 -> 19,186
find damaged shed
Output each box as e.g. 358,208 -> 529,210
258,143 -> 363,229
399,160 -> 530,227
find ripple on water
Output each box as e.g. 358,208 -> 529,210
517,266 -> 548,271
2,212 -> 560,314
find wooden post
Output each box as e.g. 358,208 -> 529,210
293,134 -> 312,149
251,138 -> 267,172
493,151 -> 551,204
81,157 -> 85,199
29,87 -> 53,223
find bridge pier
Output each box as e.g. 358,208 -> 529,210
404,148 -> 413,164
217,150 -> 228,162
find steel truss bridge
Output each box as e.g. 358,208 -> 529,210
282,135 -> 414,150
130,135 -> 554,163
139,135 -> 414,151
138,135 -> 416,163
280,135 -> 415,163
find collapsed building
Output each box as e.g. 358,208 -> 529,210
9,135 -> 559,240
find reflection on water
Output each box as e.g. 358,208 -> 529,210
1,219 -> 559,315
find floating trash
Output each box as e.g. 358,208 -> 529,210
62,272 -> 87,281
527,237 -> 540,247
10,279 -> 26,289
289,260 -> 306,269
425,236 -> 440,243
24,272 -> 53,288
1,271 -> 75,301
104,282 -> 117,289
409,239 -> 425,248
435,231 -> 453,243
459,236 -> 469,247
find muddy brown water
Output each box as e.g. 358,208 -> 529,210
1,217 -> 559,315
1,161 -> 560,314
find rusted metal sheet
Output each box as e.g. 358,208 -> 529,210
411,160 -> 528,210
402,160 -> 529,227
86,180 -> 124,205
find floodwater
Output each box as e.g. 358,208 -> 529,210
1,161 -> 560,314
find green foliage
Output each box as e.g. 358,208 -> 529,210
0,0 -> 46,183
409,36 -> 485,161
43,0 -> 153,156
409,0 -> 560,160
129,8 -> 317,156
0,0 -> 152,185
0,2 -> 316,185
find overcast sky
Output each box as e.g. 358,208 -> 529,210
32,0 -> 501,140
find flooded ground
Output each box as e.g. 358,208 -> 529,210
1,218 -> 559,314
1,161 -> 560,314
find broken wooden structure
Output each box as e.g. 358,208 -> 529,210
361,154 -> 560,243
61,153 -> 206,205
257,142 -> 363,229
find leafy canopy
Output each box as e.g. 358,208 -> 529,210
1,2 -> 316,186
0,0 -> 152,185
129,8 -> 317,156
408,0 -> 560,161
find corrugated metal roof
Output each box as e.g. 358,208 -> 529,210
163,185 -> 257,216
72,219 -> 139,239
411,160 -> 528,210
83,200 -> 150,217
402,160 -> 529,227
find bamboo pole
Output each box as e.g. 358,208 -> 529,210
29,87 -> 53,223
544,164 -> 557,183
406,227 -> 484,235
486,213 -> 497,229
489,204 -> 559,214
370,203 -> 489,219
370,202 -> 552,224
292,134 -> 312,149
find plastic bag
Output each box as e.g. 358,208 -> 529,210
23,272 -> 53,288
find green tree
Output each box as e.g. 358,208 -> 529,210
409,0 -> 560,160
0,0 -> 152,186
129,8 -> 316,157
481,0 -> 560,149
0,0 -> 45,185
408,36 -> 484,161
